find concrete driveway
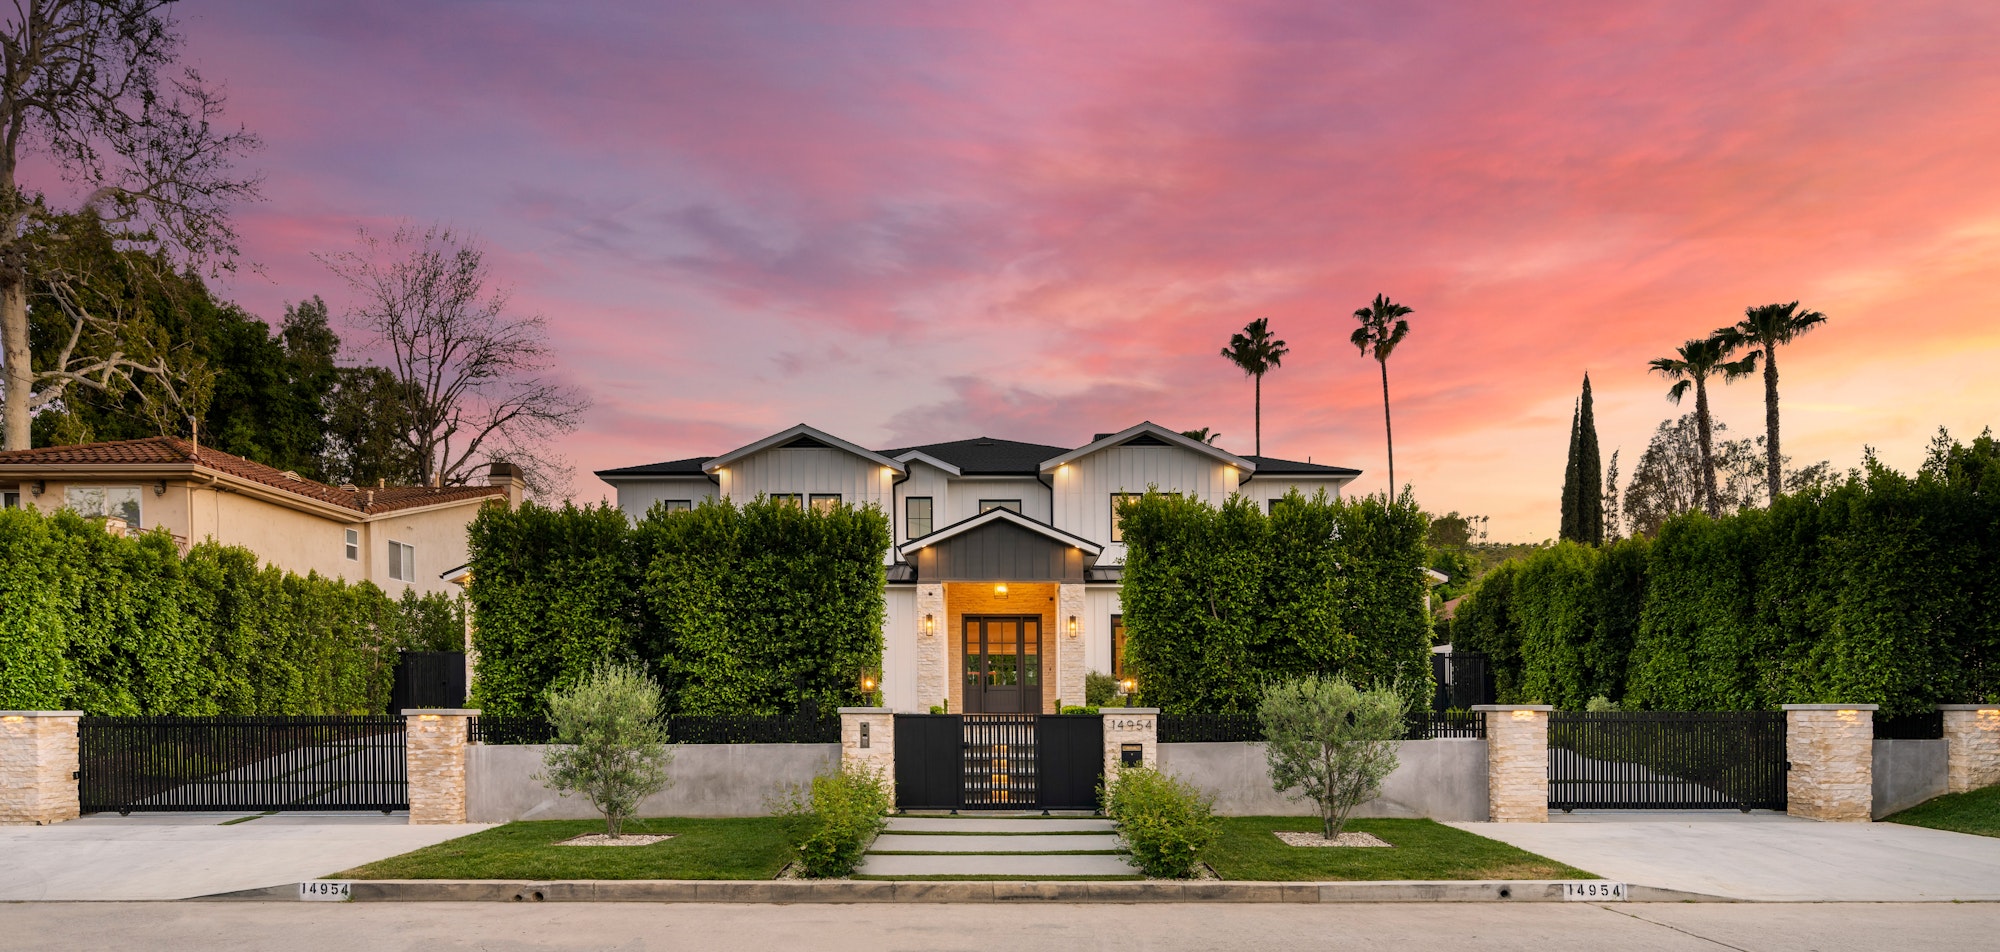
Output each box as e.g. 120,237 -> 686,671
1453,811 -> 2000,901
0,813 -> 489,901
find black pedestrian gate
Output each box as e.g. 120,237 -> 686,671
1547,711 -> 1786,812
893,713 -> 1103,811
79,716 -> 409,814
388,651 -> 467,714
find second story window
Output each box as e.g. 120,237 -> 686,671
770,493 -> 803,509
978,499 -> 1021,514
2,491 -> 18,510
65,486 -> 141,529
906,496 -> 933,538
345,529 -> 359,561
810,493 -> 841,513
659,500 -> 692,512
1109,492 -> 1144,542
388,541 -> 416,582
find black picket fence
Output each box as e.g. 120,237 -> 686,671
1157,710 -> 1486,743
79,715 -> 408,814
468,712 -> 841,745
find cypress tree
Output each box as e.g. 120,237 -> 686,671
1560,374 -> 1605,545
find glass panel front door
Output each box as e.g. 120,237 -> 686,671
962,616 -> 1043,713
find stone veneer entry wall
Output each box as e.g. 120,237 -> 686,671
1784,704 -> 1876,822
1475,705 -> 1551,822
406,709 -> 475,824
0,712 -> 81,825
1940,705 -> 2000,793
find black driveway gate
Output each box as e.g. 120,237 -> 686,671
1547,711 -> 1786,812
893,713 -> 1102,811
79,716 -> 409,814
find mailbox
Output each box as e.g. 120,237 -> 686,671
1121,742 -> 1143,768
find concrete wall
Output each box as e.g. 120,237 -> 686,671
466,743 -> 839,822
1872,739 -> 1948,820
1157,739 -> 1489,822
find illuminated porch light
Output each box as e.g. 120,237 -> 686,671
995,583 -> 1008,598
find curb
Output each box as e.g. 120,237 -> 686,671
197,879 -> 1732,904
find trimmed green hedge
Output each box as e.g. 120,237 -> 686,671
467,497 -> 890,719
1119,489 -> 1433,715
0,506 -> 401,714
1457,430 -> 2000,714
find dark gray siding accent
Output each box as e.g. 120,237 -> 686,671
914,521 -> 1085,582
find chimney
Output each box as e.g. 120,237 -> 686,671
487,460 -> 525,509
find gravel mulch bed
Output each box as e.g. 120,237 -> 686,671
1273,830 -> 1393,848
557,833 -> 676,847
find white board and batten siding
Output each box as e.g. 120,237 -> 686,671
714,447 -> 897,511
1050,445 -> 1241,543
1082,585 -> 1123,677
612,477 -> 717,522
937,476 -> 1050,528
896,461 -> 955,544
883,585 -> 918,712
1234,475 -> 1349,513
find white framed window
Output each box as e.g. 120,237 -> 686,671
388,541 -> 416,582
906,496 -> 933,538
660,499 -> 692,512
1109,493 -> 1144,542
65,486 -> 141,528
345,528 -> 360,561
810,493 -> 840,513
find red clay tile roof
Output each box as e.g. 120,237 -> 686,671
0,437 -> 506,515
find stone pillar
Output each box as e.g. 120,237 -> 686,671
0,712 -> 82,825
1056,583 -> 1086,709
840,708 -> 895,801
1784,704 -> 1876,821
1939,704 -> 2000,794
915,583 -> 946,712
405,709 -> 477,825
1102,709 -> 1158,789
1473,705 -> 1550,822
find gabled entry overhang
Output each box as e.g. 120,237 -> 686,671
1036,421 -> 1256,474
702,423 -> 907,476
900,506 -> 1103,558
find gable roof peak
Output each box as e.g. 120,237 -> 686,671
703,423 -> 905,475
1039,421 -> 1255,473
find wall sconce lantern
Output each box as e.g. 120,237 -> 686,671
861,675 -> 877,693
153,480 -> 167,496
923,613 -> 935,636
30,480 -> 44,496
1511,709 -> 1536,721
1118,678 -> 1137,695
1067,615 -> 1078,637
995,583 -> 1008,598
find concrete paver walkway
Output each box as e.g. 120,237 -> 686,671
0,813 -> 489,901
871,833 -> 1124,853
1453,811 -> 2000,901
885,817 -> 1114,833
859,815 -> 1138,877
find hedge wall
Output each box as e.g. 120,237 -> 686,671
1456,430 -> 2000,714
1118,489 -> 1433,715
467,497 -> 890,719
0,506 -> 404,714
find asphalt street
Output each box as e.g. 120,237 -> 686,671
2,901 -> 1997,952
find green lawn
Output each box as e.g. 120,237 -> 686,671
1201,818 -> 1597,882
1884,786 -> 2000,838
339,817 -> 794,880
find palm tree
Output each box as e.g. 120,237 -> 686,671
1647,338 -> 1757,517
1179,427 -> 1222,445
1713,301 -> 1827,503
1350,294 -> 1413,494
1220,318 -> 1288,456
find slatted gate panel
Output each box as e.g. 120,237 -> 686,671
962,714 -> 1038,808
1034,715 -> 1104,810
1547,711 -> 1787,812
79,716 -> 409,814
893,714 -> 963,810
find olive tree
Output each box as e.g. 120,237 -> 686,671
537,661 -> 674,838
1258,674 -> 1406,839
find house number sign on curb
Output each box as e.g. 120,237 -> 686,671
298,881 -> 352,901
1561,882 -> 1627,901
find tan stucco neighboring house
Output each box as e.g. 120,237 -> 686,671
0,437 -> 521,597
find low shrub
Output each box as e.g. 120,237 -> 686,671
1084,670 -> 1118,706
1059,705 -> 1100,715
777,764 -> 890,878
537,661 -> 675,838
1102,766 -> 1219,878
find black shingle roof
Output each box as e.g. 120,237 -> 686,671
596,456 -> 714,478
876,437 -> 1072,476
1241,455 -> 1362,477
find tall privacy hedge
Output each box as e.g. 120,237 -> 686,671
1118,489 -> 1433,715
1456,431 -> 2000,713
0,506 -> 404,714
467,497 -> 890,719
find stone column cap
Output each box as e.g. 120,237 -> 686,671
1781,704 -> 1879,711
1935,703 -> 2000,711
1106,708 -> 1160,715
1471,705 -> 1553,712
402,708 -> 482,717
837,707 -> 893,714
0,711 -> 85,717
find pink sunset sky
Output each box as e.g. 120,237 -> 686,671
177,0 -> 2000,541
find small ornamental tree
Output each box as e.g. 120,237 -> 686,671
1258,674 -> 1407,840
537,661 -> 674,838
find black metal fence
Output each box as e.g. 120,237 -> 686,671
1431,652 -> 1495,711
1547,710 -> 1787,812
1157,710 -> 1486,742
79,716 -> 408,814
387,651 -> 467,714
1874,709 -> 1944,740
891,713 -> 1102,811
468,712 -> 841,745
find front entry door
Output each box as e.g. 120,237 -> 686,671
963,616 -> 1042,714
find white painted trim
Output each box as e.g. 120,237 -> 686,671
703,424 -> 906,475
892,450 -> 962,476
898,506 -> 1105,556
1037,421 -> 1255,473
